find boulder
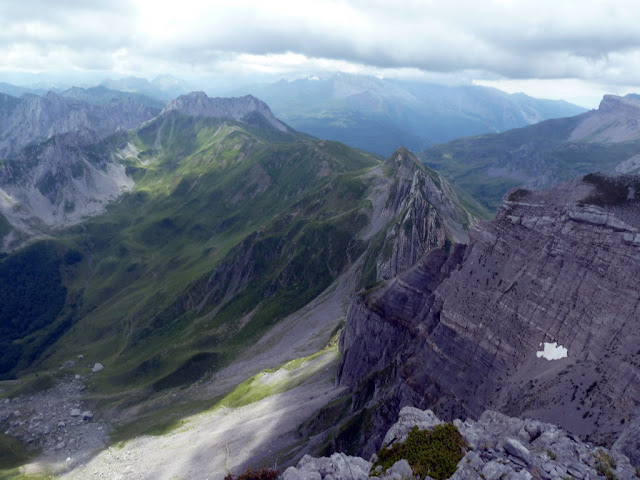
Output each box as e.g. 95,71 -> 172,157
382,407 -> 442,447
503,438 -> 532,465
91,363 -> 104,373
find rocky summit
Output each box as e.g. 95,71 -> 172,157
162,92 -> 290,132
338,173 -> 640,457
281,407 -> 637,480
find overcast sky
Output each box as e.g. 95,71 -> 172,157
1,0 -> 640,107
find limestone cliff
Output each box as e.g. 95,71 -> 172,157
0,91 -> 159,158
0,130 -> 135,249
338,173 -> 640,456
162,92 -> 290,132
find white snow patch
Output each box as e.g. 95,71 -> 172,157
536,342 -> 568,361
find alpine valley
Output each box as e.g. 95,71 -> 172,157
0,82 -> 638,480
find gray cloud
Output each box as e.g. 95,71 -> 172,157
1,0 -> 640,91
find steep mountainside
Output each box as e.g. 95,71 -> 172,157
0,92 -> 294,250
337,173 -> 640,458
232,73 -> 585,156
422,93 -> 640,211
0,91 -> 160,159
0,129 -> 135,249
0,94 -> 474,477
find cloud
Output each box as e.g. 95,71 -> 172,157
2,0 -> 640,94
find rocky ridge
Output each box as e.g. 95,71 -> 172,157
162,92 -> 290,132
281,407 -> 638,480
569,94 -> 640,144
337,173 -> 640,457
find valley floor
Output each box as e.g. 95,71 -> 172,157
11,260 -> 360,480
50,351 -> 343,480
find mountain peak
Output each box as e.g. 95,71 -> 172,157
567,93 -> 640,143
598,94 -> 640,113
161,92 -> 289,132
384,146 -> 429,179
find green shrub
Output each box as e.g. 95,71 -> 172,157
594,450 -> 617,480
373,424 -> 467,480
224,468 -> 279,480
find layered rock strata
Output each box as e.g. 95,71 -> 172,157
338,173 -> 640,455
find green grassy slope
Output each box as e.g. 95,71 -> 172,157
0,112 -> 380,400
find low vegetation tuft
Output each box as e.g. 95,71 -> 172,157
593,450 -> 617,480
224,468 -> 279,480
373,424 -> 467,480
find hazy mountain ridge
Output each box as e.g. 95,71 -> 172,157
100,74 -> 193,102
422,93 -> 640,210
232,73 -> 586,156
60,85 -> 165,109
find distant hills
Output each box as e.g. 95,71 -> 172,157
421,93 -> 640,211
231,73 -> 586,156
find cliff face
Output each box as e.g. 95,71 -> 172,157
0,130 -> 134,246
162,92 -> 290,132
0,91 -> 159,158
569,94 -> 640,143
338,173 -> 640,453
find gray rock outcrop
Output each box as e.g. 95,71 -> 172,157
569,94 -> 640,144
162,92 -> 289,132
281,407 -> 637,480
0,91 -> 159,158
0,129 -> 135,249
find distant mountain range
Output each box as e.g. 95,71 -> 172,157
0,74 -> 586,159
421,93 -> 640,210
0,74 -> 191,105
231,73 -> 586,156
99,74 -> 193,102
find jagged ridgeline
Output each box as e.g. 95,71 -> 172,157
0,96 -> 474,411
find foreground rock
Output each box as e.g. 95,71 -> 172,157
281,407 -> 637,480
